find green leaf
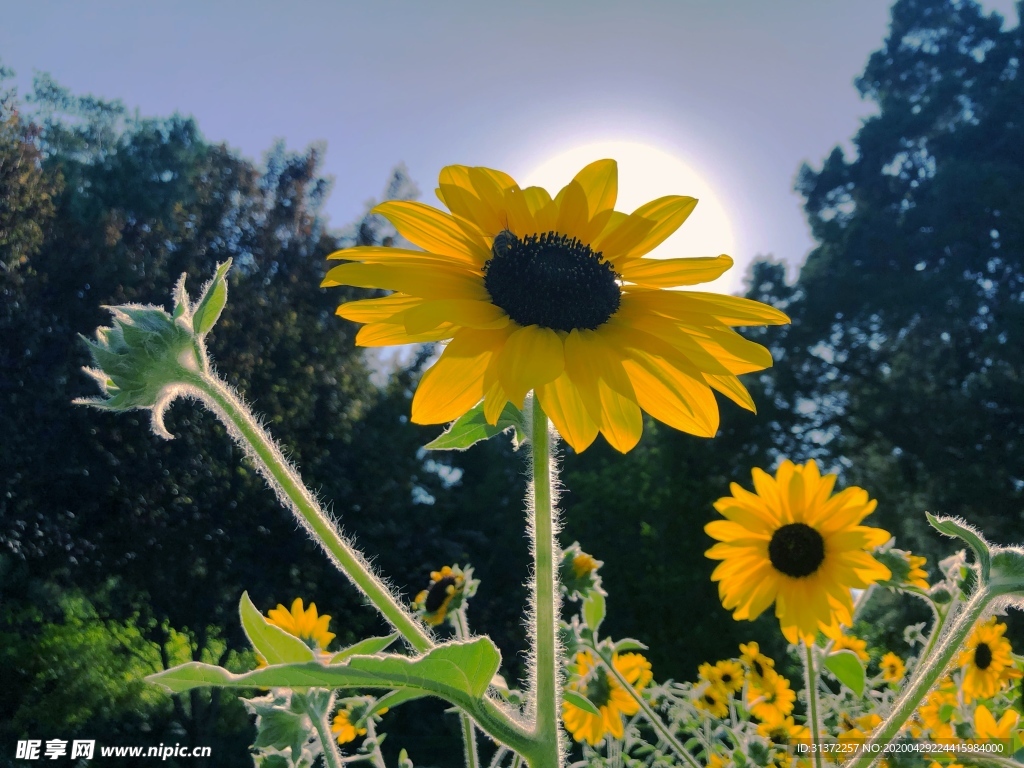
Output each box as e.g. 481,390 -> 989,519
824,650 -> 865,696
372,689 -> 425,714
148,637 -> 501,711
583,590 -> 605,635
562,689 -> 602,717
424,401 -> 525,451
239,592 -> 316,665
253,707 -> 310,759
989,548 -> 1024,597
927,513 -> 991,581
192,259 -> 232,337
612,638 -> 648,653
329,633 -> 399,664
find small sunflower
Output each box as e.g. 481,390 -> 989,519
838,713 -> 882,744
331,708 -> 367,745
694,683 -> 730,719
958,617 -> 1019,702
973,704 -> 1019,740
322,160 -> 789,453
916,681 -> 959,739
699,659 -> 745,695
831,635 -> 870,662
739,641 -> 776,683
412,565 -> 467,627
757,714 -> 810,743
266,598 -> 336,651
559,543 -> 603,600
562,650 -> 652,745
880,652 -> 905,683
746,668 -> 796,722
904,552 -> 930,590
705,460 -> 892,644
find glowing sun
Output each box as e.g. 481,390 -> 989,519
520,142 -> 743,293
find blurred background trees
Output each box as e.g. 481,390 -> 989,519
1,0 -> 1022,763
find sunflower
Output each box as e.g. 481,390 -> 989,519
838,713 -> 882,741
958,617 -> 1020,702
266,598 -> 336,651
757,714 -> 810,743
694,683 -> 730,719
880,652 -> 905,683
562,650 -> 652,745
904,552 -> 930,590
331,707 -> 367,745
322,161 -> 789,453
412,565 -> 467,627
916,681 -> 959,739
831,635 -> 870,662
973,704 -> 1019,740
705,460 -> 892,644
739,641 -> 776,683
699,659 -> 745,695
746,668 -> 796,722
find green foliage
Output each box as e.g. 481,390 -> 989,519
824,650 -> 866,697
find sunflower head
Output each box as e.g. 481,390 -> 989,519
562,650 -> 652,745
745,668 -> 796,723
830,635 -> 870,662
879,652 -> 906,683
323,160 -> 789,454
265,597 -> 335,652
699,659 -> 745,695
559,542 -> 604,600
412,565 -> 472,627
739,641 -> 776,682
705,460 -> 892,644
958,617 -> 1020,702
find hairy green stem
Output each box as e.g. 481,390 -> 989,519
454,609 -> 481,768
185,370 -> 539,758
309,703 -> 343,768
529,397 -> 562,768
846,588 -> 991,768
804,642 -> 823,768
595,648 -> 702,768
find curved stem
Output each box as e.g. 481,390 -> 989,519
594,649 -> 702,768
310,704 -> 343,768
804,642 -> 823,768
188,371 -> 433,654
455,609 -> 481,768
845,588 -> 991,768
529,396 -> 562,768
185,370 -> 540,758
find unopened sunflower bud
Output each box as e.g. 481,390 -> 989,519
559,542 -> 603,601
75,261 -> 231,439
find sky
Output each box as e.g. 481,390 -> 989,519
3,0 -> 1020,292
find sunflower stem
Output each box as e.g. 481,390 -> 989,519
184,371 -> 540,759
309,701 -> 344,768
594,648 -> 703,768
186,370 -> 434,654
803,642 -> 823,768
529,396 -> 563,768
845,587 -> 991,768
454,608 -> 481,768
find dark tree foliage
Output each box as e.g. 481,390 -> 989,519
788,0 -> 1024,552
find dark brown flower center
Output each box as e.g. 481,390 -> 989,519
768,522 -> 826,578
585,666 -> 613,708
483,230 -> 621,331
975,642 -> 993,670
424,576 -> 458,613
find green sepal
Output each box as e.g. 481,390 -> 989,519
239,592 -> 316,664
423,401 -> 525,451
147,637 -> 501,710
927,513 -> 991,582
245,692 -> 317,766
989,548 -> 1024,597
582,590 -> 606,635
329,633 -> 399,664
562,689 -> 602,717
192,259 -> 232,337
824,649 -> 866,696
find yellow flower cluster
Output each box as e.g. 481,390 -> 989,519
561,650 -> 653,745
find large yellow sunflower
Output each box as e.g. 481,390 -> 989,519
562,650 -> 652,745
705,459 -> 892,644
322,161 -> 788,453
958,617 -> 1021,702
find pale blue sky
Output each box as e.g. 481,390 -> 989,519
3,0 -> 1019,286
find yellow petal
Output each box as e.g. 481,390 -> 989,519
497,325 -> 565,407
564,330 -> 642,452
571,159 -> 618,218
521,185 -> 558,232
411,328 -> 509,424
438,165 -> 506,236
371,201 -> 489,264
402,299 -> 509,334
356,322 -> 456,347
536,372 -> 599,453
482,379 -> 509,425
621,255 -> 734,288
554,180 -> 592,242
664,291 -> 791,326
704,373 -> 757,412
620,195 -> 698,260
335,294 -> 423,323
323,262 -> 489,301
619,351 -> 719,437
